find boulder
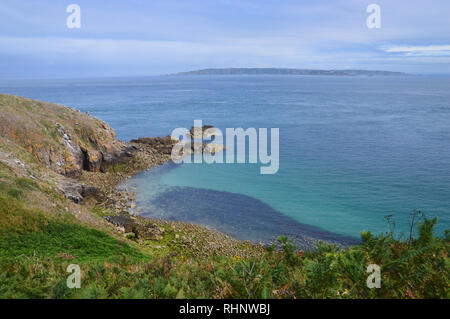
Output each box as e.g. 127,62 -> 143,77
103,214 -> 165,240
56,178 -> 100,203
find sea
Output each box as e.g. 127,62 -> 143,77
1,75 -> 449,247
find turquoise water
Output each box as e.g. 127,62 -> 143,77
1,75 -> 449,244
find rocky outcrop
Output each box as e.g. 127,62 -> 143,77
54,119 -> 135,176
129,136 -> 178,155
0,94 -> 135,177
129,130 -> 225,157
103,214 -> 165,240
56,178 -> 99,204
0,94 -> 180,205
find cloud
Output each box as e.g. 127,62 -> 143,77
383,45 -> 450,56
0,36 -> 306,60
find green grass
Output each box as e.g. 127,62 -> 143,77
0,220 -> 146,262
6,188 -> 23,199
0,184 -> 146,264
14,177 -> 38,190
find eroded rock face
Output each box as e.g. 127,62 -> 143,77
0,94 -> 136,178
98,143 -> 135,172
57,121 -> 135,176
56,178 -> 99,204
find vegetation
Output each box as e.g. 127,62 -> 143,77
0,177 -> 448,298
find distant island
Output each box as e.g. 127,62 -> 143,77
172,68 -> 407,76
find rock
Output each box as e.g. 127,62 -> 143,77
0,95 -> 137,177
103,215 -> 135,233
103,215 -> 165,240
57,178 -> 100,204
203,143 -> 226,154
81,148 -> 102,172
81,185 -> 100,198
14,159 -> 26,168
130,136 -> 177,155
116,226 -> 125,233
188,125 -> 216,139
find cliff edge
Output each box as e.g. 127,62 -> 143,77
0,94 -> 134,177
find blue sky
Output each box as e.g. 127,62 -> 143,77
1,0 -> 449,78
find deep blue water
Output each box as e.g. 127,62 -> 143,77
1,75 -> 449,245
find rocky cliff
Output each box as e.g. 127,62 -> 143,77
0,94 -> 134,177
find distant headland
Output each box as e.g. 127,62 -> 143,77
172,68 -> 407,76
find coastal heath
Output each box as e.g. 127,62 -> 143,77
171,120 -> 279,174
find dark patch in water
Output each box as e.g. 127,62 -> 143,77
140,186 -> 359,249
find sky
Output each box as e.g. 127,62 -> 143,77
0,0 -> 449,78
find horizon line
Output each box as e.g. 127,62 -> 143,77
2,69 -> 450,81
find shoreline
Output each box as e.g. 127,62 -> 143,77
84,140 -> 358,251
78,139 -> 267,257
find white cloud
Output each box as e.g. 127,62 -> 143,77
383,45 -> 450,56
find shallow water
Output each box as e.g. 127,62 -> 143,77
122,162 -> 359,248
1,75 -> 449,243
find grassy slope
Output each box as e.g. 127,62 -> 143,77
0,95 -> 448,299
